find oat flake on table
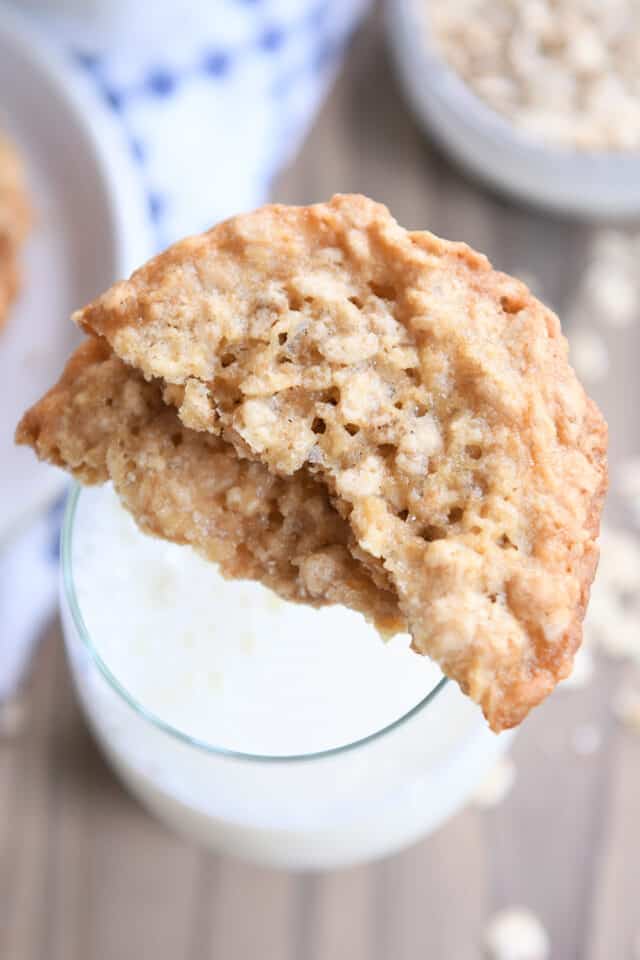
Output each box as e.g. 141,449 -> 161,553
484,907 -> 550,960
571,722 -> 602,756
472,755 -> 516,809
581,526 -> 640,666
577,228 -> 640,330
583,261 -> 638,328
568,328 -> 609,384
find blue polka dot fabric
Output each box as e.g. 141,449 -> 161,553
1,0 -> 369,701
43,0 -> 369,249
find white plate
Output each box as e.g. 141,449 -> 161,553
0,3 -> 152,545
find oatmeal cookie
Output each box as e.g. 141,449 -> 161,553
17,195 -> 607,730
0,135 -> 30,330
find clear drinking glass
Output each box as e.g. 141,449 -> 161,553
60,485 -> 512,870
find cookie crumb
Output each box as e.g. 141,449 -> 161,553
472,755 -> 516,809
484,907 -> 550,960
569,328 -> 609,383
571,722 -> 602,756
583,261 -> 638,328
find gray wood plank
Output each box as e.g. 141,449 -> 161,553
0,621 -> 58,960
587,728 -> 640,960
484,667 -> 620,960
304,867 -> 376,960
77,718 -> 201,960
199,857 -> 297,960
373,813 -> 487,960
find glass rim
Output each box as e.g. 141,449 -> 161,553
61,483 -> 447,764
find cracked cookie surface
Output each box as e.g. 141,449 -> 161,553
18,195 -> 607,730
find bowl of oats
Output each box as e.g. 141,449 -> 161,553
387,0 -> 640,218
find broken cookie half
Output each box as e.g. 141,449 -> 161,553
16,194 -> 607,731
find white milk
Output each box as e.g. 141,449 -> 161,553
61,484 -> 513,869
73,486 -> 442,755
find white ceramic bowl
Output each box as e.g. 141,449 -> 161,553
386,0 -> 640,219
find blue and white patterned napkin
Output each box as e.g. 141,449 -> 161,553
2,0 -> 368,702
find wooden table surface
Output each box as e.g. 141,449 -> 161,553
2,11 -> 639,960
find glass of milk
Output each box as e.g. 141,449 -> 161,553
59,484 -> 513,870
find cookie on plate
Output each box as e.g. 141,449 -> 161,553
17,195 -> 607,730
0,135 -> 30,330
